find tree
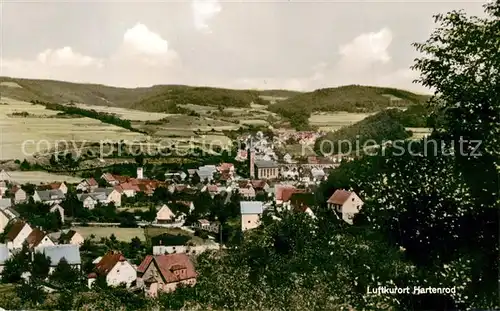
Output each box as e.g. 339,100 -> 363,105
30,252 -> 50,281
50,258 -> 83,289
2,243 -> 30,283
16,277 -> 47,306
412,0 -> 499,208
20,159 -> 31,171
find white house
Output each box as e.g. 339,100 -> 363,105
77,188 -> 121,209
76,178 -> 99,192
33,189 -> 65,205
156,204 -> 176,224
327,189 -> 364,225
26,228 -> 55,248
12,186 -> 27,204
6,221 -> 33,250
240,201 -> 264,231
59,229 -> 85,246
88,251 -> 136,288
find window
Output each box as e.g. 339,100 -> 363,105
248,220 -> 251,223
352,198 -> 355,201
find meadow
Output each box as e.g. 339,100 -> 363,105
4,171 -> 82,184
309,112 -> 373,132
72,226 -> 146,241
73,103 -> 172,121
0,97 -> 147,160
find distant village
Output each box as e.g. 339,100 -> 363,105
0,130 -> 362,297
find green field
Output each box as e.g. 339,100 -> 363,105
0,97 -> 146,160
72,226 -> 146,241
309,112 -> 373,132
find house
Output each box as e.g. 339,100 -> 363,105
310,168 -> 326,181
0,208 -> 18,234
153,244 -> 219,256
0,244 -> 11,274
26,228 -> 55,249
48,204 -> 65,223
240,201 -> 264,231
191,219 -> 219,233
77,188 -> 121,209
76,178 -> 98,192
11,186 -> 27,203
33,189 -> 65,205
88,251 -> 137,288
119,182 -> 140,198
255,160 -> 280,179
275,185 -> 298,205
237,181 -> 256,199
156,204 -> 176,224
235,150 -> 247,162
59,229 -> 85,246
94,188 -> 122,206
137,253 -> 197,297
101,173 -> 119,186
0,198 -> 12,211
250,180 -> 270,193
197,165 -> 217,182
35,244 -> 81,274
327,189 -> 364,225
37,182 -> 68,195
6,221 -> 32,250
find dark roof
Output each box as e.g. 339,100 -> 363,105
59,230 -> 77,244
6,221 -> 28,241
327,189 -> 352,205
26,228 -> 50,248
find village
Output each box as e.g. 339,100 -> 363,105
0,130 -> 363,298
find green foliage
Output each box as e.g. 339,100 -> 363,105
315,109 -> 412,155
30,252 -> 51,281
49,258 -> 84,289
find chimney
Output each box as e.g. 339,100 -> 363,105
249,151 -> 255,179
137,167 -> 144,179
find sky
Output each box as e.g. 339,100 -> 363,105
0,0 -> 487,93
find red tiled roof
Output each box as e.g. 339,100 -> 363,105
327,189 -> 352,205
87,178 -> 98,187
26,228 -> 49,248
95,251 -> 127,276
275,185 -> 296,201
10,185 -> 22,193
237,180 -> 251,188
37,182 -> 62,191
138,253 -> 197,284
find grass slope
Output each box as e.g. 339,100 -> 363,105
270,85 -> 430,114
315,109 -> 412,155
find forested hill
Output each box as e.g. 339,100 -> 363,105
269,85 -> 430,114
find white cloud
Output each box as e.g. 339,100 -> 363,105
123,23 -> 169,55
36,46 -> 102,67
1,23 -> 181,86
338,28 -> 393,69
191,0 -> 221,33
113,23 -> 179,67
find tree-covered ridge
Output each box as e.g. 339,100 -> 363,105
0,77 -> 269,112
315,109 -> 412,155
269,85 -> 430,115
129,86 -> 268,112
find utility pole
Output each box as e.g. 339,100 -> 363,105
219,222 -> 222,251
